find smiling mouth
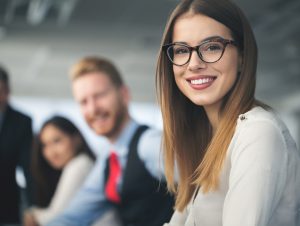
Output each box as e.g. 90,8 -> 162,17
188,76 -> 216,85
90,112 -> 109,124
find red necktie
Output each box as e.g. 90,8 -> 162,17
105,152 -> 121,203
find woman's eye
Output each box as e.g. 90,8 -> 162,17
53,137 -> 62,144
202,43 -> 222,52
174,47 -> 189,55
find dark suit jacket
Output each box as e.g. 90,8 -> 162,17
0,105 -> 33,223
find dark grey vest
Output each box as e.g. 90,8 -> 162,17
105,125 -> 174,226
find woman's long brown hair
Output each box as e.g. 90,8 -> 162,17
156,0 -> 264,211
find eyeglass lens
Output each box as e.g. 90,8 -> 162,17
167,41 -> 225,65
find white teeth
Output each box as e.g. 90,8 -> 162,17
190,77 -> 214,85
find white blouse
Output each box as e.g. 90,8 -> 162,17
165,107 -> 300,226
32,153 -> 94,225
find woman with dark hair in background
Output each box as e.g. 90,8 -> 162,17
23,116 -> 95,226
156,0 -> 300,225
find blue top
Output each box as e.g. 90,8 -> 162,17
47,119 -> 165,226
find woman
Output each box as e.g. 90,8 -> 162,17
23,116 -> 95,226
156,0 -> 300,225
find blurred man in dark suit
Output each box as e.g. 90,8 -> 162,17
0,65 -> 33,226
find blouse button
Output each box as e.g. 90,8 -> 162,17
240,115 -> 247,121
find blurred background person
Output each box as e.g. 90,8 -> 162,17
23,115 -> 95,226
0,65 -> 33,226
47,56 -> 174,226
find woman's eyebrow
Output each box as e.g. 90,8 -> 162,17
201,35 -> 223,42
172,35 -> 224,45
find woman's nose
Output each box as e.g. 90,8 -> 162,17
188,50 -> 206,71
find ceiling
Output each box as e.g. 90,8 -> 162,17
0,0 -> 299,112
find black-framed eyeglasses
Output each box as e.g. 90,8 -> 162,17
162,37 -> 237,66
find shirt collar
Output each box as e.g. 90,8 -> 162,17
109,118 -> 139,157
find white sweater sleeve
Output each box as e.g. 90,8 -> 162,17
32,154 -> 94,225
223,120 -> 288,226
